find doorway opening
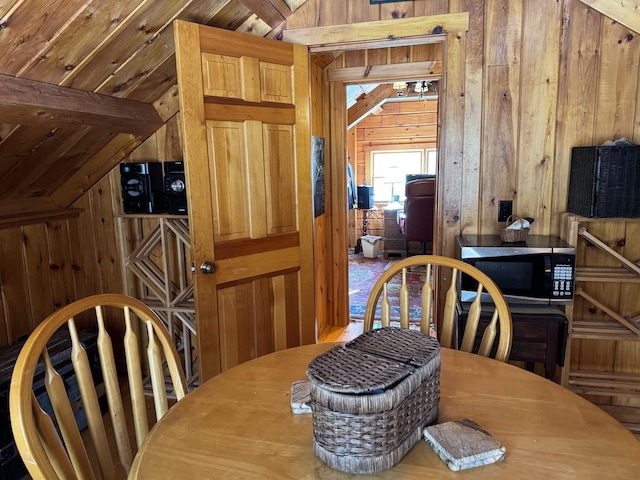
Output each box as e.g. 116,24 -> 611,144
346,80 -> 439,321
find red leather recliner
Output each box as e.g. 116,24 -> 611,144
403,178 -> 435,254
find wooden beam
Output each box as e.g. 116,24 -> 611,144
0,73 -> 163,136
328,61 -> 442,83
348,84 -> 395,128
0,207 -> 82,230
578,0 -> 640,34
283,13 -> 469,47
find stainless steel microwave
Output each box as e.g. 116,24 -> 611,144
456,235 -> 576,305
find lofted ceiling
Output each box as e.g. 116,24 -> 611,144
0,0 -> 636,225
0,0 -> 308,224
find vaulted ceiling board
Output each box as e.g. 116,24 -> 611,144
235,13 -> 272,37
50,133 -> 146,208
0,74 -> 163,135
283,13 -> 470,45
240,0 -> 286,28
0,125 -> 53,179
0,0 -> 22,19
29,130 -> 118,198
0,0 -> 88,75
578,0 -> 640,34
268,0 -> 293,18
0,127 -> 92,199
123,54 -> 178,104
348,84 -> 395,128
96,1 -> 234,99
96,26 -> 176,97
18,0 -> 142,84
208,0 -> 254,31
59,0 -> 195,91
0,0 -> 321,214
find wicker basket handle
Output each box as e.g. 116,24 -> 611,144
504,215 -> 524,229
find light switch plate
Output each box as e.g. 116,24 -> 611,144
498,200 -> 513,222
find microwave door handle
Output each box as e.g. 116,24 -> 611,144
544,255 -> 552,291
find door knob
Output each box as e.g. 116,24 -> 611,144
200,261 -> 216,274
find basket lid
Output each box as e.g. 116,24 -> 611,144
345,327 -> 440,367
307,328 -> 440,395
307,346 -> 413,395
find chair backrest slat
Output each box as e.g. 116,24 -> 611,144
381,285 -> 391,327
124,306 -> 149,449
420,264 -> 433,334
10,293 -> 189,480
460,284 -> 483,352
147,320 -> 169,420
68,317 -> 116,480
43,349 -> 95,479
96,305 -> 133,473
439,268 -> 459,349
363,255 -> 512,362
31,393 -> 76,479
478,309 -> 500,357
399,269 -> 409,329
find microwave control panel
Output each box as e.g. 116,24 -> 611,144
551,254 -> 574,298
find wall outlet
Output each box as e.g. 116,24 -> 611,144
498,200 -> 513,222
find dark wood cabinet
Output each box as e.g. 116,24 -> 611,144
457,304 -> 568,380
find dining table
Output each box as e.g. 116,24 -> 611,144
129,343 -> 640,479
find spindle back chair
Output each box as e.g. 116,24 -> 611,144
363,255 -> 512,362
10,293 -> 188,480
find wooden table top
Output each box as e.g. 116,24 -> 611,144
129,343 -> 640,479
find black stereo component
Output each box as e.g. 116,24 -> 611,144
164,161 -> 188,215
357,185 -> 375,210
120,162 -> 167,214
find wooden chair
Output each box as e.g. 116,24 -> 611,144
9,293 -> 188,480
363,255 -> 512,362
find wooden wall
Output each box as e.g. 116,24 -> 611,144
0,115 -> 183,349
0,173 -> 122,348
290,0 -> 640,260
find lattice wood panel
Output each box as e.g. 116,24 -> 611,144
117,215 -> 197,387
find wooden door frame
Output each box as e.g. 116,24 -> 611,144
327,32 -> 465,326
284,14 -> 470,330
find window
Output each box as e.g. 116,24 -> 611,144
370,149 -> 436,203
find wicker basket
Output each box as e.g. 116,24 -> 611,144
306,328 -> 440,474
500,215 -> 529,243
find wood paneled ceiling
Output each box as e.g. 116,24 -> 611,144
0,0 -> 308,222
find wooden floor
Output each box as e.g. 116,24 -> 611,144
318,321 -> 363,343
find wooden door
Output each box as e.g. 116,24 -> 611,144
174,20 -> 315,381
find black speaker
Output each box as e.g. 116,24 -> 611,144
357,185 -> 375,209
120,162 -> 167,214
164,161 -> 188,215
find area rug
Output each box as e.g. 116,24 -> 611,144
349,253 -> 425,321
